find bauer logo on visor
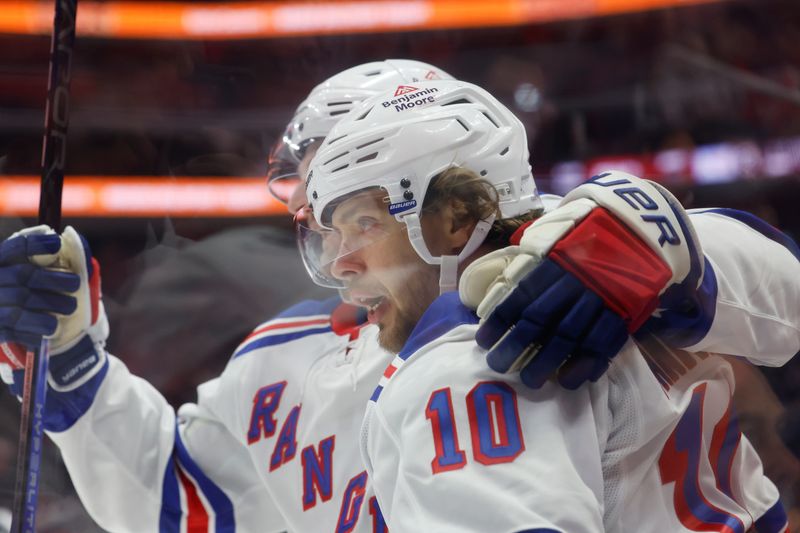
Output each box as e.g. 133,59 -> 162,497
388,199 -> 417,215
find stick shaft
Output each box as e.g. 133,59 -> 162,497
11,344 -> 49,533
39,0 -> 78,230
11,0 -> 77,530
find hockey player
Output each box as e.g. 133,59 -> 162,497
0,61 -> 798,533
0,60 -> 456,533
304,79 -> 800,532
276,65 -> 800,391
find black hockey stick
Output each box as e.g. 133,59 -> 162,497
11,0 -> 77,530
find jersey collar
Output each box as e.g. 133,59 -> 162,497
398,292 -> 479,361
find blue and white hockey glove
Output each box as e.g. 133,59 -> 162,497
460,171 -> 704,389
0,225 -> 108,393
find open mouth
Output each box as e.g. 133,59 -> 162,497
353,295 -> 385,312
348,293 -> 390,325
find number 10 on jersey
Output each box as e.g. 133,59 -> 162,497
425,381 -> 525,474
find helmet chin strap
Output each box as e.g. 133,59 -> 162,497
404,213 -> 495,294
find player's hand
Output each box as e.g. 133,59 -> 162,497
0,225 -> 109,392
460,171 -> 704,389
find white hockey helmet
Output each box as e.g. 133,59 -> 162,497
266,59 -> 454,203
304,79 -> 542,292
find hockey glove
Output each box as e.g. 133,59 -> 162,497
0,225 -> 108,392
460,171 -> 704,389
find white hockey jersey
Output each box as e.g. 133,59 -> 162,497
361,292 -> 790,533
50,298 -> 392,533
38,209 -> 799,532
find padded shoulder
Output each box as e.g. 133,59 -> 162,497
231,296 -> 342,358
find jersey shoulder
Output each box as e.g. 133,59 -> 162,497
231,296 -> 342,359
397,292 -> 479,360
689,207 -> 800,260
371,293 -> 480,403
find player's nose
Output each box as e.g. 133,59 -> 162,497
330,249 -> 365,282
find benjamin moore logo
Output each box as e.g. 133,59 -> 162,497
394,85 -> 418,97
425,70 -> 440,80
381,87 -> 440,112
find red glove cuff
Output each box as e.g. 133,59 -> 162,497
549,208 -> 671,333
1,342 -> 27,370
89,257 -> 101,326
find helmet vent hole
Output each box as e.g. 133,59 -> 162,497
482,111 -> 499,128
500,146 -> 509,156
324,151 -> 349,165
332,164 -> 349,173
456,119 -> 470,132
356,152 -> 379,164
328,101 -> 351,107
354,106 -> 375,121
442,98 -> 472,107
327,134 -> 347,145
480,170 -> 488,176
364,70 -> 382,76
356,137 -> 384,150
329,109 -> 350,117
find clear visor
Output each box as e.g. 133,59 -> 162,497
294,200 -> 403,290
266,132 -> 321,204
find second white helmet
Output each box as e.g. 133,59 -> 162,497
266,59 -> 454,202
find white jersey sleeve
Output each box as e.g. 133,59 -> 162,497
529,199 -> 800,366
675,209 -> 800,365
46,352 -> 286,533
39,297 -> 352,532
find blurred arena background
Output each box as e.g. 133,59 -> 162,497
1,0 -> 799,530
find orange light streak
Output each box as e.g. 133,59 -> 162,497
0,0 -> 726,40
0,176 -> 290,217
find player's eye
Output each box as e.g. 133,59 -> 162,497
356,216 -> 379,233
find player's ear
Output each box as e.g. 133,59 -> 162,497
423,198 -> 477,256
449,207 -> 479,254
